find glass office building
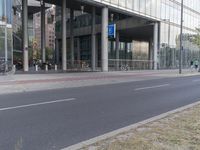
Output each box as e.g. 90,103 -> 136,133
0,0 -> 13,66
159,0 -> 200,69
2,0 -> 200,71
53,0 -> 200,71
96,0 -> 200,69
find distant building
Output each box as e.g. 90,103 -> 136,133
33,6 -> 56,50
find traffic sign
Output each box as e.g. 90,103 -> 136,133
108,24 -> 116,39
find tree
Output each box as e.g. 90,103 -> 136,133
45,47 -> 54,62
192,28 -> 200,47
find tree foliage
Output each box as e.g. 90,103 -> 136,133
192,28 -> 200,47
45,47 -> 54,62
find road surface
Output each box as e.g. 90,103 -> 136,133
0,75 -> 200,150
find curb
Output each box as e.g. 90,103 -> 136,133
62,100 -> 200,150
0,73 -> 156,85
0,73 -> 199,86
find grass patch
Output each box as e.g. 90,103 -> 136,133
81,104 -> 200,150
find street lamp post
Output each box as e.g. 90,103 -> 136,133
179,0 -> 184,74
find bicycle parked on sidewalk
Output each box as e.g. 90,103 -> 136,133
0,62 -> 15,75
120,64 -> 129,71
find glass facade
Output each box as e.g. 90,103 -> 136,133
1,0 -> 200,71
0,0 -> 13,66
90,0 -> 200,69
93,0 -> 161,20
55,6 -> 154,70
159,0 -> 200,69
88,0 -> 199,69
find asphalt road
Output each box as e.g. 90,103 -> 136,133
1,75 -> 200,150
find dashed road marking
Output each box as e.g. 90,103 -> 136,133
0,98 -> 76,111
134,84 -> 170,91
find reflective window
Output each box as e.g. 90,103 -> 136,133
0,0 -> 5,21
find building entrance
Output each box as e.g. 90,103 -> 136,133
16,0 -> 159,72
54,3 -> 158,72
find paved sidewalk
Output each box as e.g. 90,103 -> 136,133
0,69 -> 199,95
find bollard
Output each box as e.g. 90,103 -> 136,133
35,65 -> 38,71
55,65 -> 57,71
45,65 -> 48,71
12,65 -> 16,74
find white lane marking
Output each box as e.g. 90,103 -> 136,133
134,84 -> 170,91
0,98 -> 76,111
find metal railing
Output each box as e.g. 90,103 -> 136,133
22,60 -> 95,72
47,59 -> 154,71
108,59 -> 154,71
66,60 -> 92,71
12,59 -> 154,72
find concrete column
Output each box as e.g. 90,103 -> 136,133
153,23 -> 158,70
110,41 -> 113,55
91,7 -> 96,71
95,36 -> 99,68
149,38 -> 153,69
70,9 -> 74,67
164,47 -> 167,68
55,39 -> 59,65
41,0 -> 46,63
116,32 -> 120,70
5,23 -> 8,70
22,0 -> 29,71
77,38 -> 81,67
4,0 -> 7,70
101,7 -> 109,72
62,0 -> 67,71
172,49 -> 175,68
148,41 -> 151,60
125,42 -> 128,60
